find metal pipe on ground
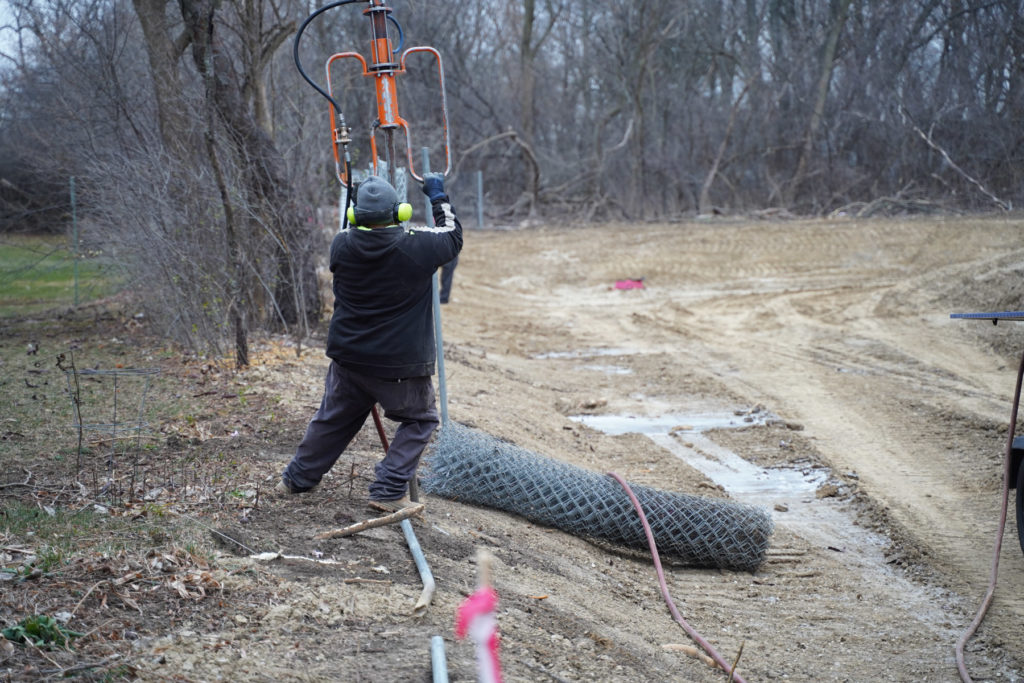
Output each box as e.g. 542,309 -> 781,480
403,517 -> 436,613
431,635 -> 449,683
366,395 -> 437,612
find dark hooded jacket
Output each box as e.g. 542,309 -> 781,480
325,197 -> 462,378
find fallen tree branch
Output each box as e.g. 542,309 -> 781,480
728,641 -> 745,682
900,106 -> 1010,211
0,469 -> 32,488
249,551 -> 347,566
38,658 -> 118,678
71,579 -> 107,618
314,504 -> 424,539
831,195 -> 950,218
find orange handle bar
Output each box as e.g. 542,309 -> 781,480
325,46 -> 451,184
399,46 -> 452,181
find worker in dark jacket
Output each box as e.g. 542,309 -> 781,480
275,172 -> 462,514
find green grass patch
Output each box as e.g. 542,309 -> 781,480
0,234 -> 121,316
2,614 -> 84,650
1,502 -> 113,573
0,499 -> 176,577
2,499 -> 103,538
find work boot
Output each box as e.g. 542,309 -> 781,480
367,495 -> 424,515
265,477 -> 314,500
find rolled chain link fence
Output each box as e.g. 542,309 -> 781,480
421,422 -> 773,572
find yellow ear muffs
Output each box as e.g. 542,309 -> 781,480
348,201 -> 413,227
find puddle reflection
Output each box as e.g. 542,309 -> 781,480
570,412 -> 828,508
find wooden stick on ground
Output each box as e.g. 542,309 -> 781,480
476,548 -> 493,588
662,643 -> 720,669
727,641 -> 745,682
314,504 -> 424,540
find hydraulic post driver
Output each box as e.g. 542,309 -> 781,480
294,0 -> 451,195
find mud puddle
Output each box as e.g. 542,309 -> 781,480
572,411 -> 826,504
568,408 -> 963,654
570,409 -> 939,580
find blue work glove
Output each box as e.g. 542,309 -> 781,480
421,172 -> 447,202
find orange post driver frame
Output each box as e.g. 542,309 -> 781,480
366,2 -> 400,129
323,0 -> 452,184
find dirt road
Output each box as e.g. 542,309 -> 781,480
424,215 -> 1024,681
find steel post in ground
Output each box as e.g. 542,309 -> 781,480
422,147 -> 449,428
431,635 -> 449,683
422,147 -> 435,228
386,128 -> 398,186
476,170 -> 484,230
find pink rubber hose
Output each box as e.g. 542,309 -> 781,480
955,347 -> 1024,681
607,471 -> 748,683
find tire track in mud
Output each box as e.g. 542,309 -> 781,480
649,227 -> 1024,605
545,275 -> 1008,584
640,220 -> 1024,634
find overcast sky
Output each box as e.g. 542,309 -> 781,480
0,2 -> 18,60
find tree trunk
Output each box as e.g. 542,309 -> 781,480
131,0 -> 191,149
518,0 -> 539,214
788,0 -> 852,207
188,0 -> 249,367
699,83 -> 750,216
179,0 -> 317,331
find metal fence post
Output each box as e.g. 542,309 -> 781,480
71,176 -> 79,307
476,170 -> 484,230
422,147 -> 435,228
422,148 -> 448,427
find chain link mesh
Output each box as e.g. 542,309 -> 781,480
421,422 -> 773,572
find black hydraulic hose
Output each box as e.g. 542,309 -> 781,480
342,158 -> 353,231
292,0 -> 364,116
292,0 -> 361,230
387,14 -> 404,53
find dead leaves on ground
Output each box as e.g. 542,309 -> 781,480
2,546 -> 226,618
85,547 -> 224,604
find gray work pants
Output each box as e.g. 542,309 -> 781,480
283,361 -> 438,500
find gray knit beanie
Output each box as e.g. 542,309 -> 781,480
353,175 -> 398,225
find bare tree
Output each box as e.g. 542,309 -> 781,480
4,0 -> 1023,263
787,0 -> 852,208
